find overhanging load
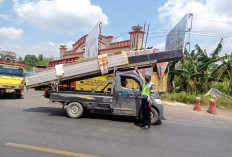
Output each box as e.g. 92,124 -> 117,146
128,49 -> 183,64
26,49 -> 183,88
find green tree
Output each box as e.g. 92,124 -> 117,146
37,57 -> 54,66
38,54 -> 43,61
24,55 -> 38,71
18,56 -> 23,61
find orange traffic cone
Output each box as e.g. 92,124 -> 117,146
207,99 -> 217,115
193,97 -> 201,111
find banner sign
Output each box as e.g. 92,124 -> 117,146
85,22 -> 100,59
165,14 -> 190,52
160,13 -> 192,79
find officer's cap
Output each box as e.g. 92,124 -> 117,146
145,73 -> 151,79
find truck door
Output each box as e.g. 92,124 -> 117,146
115,73 -> 142,116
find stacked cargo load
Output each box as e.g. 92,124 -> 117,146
26,53 -> 129,88
26,49 -> 183,88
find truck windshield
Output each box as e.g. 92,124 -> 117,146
0,65 -> 24,77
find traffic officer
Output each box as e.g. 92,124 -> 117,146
141,73 -> 154,129
134,68 -> 154,130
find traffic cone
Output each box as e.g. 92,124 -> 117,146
193,97 -> 201,111
207,99 -> 217,115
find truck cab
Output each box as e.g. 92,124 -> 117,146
0,62 -> 24,98
49,72 -> 165,124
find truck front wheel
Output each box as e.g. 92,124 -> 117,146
66,102 -> 84,118
139,107 -> 159,125
150,108 -> 159,125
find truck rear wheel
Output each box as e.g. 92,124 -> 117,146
15,94 -> 22,99
66,102 -> 84,118
15,90 -> 22,99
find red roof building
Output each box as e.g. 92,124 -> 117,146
59,26 -> 145,60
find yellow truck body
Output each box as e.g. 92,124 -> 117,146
0,62 -> 24,97
75,72 -> 167,93
76,75 -> 112,92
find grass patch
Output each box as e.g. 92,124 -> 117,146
161,92 -> 232,110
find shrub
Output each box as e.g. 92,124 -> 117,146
161,92 -> 232,110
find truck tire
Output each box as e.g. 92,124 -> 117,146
66,102 -> 84,118
15,90 -> 22,99
15,94 -> 22,99
139,107 -> 159,125
3,55 -> 13,62
150,108 -> 159,125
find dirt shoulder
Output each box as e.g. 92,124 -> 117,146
163,101 -> 232,119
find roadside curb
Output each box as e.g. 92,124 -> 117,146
163,101 -> 232,120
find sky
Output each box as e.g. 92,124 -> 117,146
0,0 -> 232,58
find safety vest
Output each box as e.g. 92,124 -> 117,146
141,82 -> 153,96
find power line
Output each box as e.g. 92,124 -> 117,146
194,17 -> 232,25
191,31 -> 232,36
201,42 -> 221,49
191,33 -> 230,38
148,33 -> 232,39
148,31 -> 232,39
192,29 -> 232,32
114,32 -> 129,39
148,35 -> 166,38
149,23 -> 170,30
148,16 -> 232,35
149,30 -> 232,35
198,37 -> 232,49
112,17 -> 232,44
149,31 -> 170,34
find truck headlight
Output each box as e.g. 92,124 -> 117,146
155,99 -> 162,104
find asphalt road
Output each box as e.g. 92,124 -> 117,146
0,90 -> 232,157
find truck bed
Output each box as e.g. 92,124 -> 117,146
50,90 -> 113,104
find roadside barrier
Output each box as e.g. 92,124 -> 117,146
207,99 -> 217,115
193,97 -> 201,111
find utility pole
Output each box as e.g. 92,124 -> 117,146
98,21 -> 102,55
145,24 -> 150,49
187,13 -> 193,52
141,20 -> 146,49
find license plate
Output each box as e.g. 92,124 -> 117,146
5,89 -> 15,93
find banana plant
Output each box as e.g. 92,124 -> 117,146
170,39 -> 225,94
220,54 -> 232,94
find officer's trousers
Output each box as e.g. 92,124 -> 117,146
141,98 -> 151,125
